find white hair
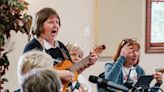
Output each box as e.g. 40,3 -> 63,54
66,42 -> 84,57
17,51 -> 54,84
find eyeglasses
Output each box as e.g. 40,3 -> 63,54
121,38 -> 137,46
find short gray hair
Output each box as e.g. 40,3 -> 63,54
22,69 -> 62,92
66,42 -> 84,57
17,51 -> 54,84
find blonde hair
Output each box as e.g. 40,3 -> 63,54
66,42 -> 84,57
17,51 -> 54,84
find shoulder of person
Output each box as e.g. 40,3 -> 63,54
135,65 -> 144,71
98,63 -> 113,78
135,65 -> 145,75
105,62 -> 114,68
105,62 -> 113,66
23,38 -> 43,53
57,40 -> 72,60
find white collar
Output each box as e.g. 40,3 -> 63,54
43,39 -> 60,50
35,36 -> 59,50
34,36 -> 52,50
43,40 -> 52,50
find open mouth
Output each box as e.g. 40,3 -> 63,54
51,30 -> 56,33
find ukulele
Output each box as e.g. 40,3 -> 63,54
54,45 -> 105,92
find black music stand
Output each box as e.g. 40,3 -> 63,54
132,75 -> 154,92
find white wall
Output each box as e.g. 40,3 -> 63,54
97,0 -> 143,56
2,0 -> 164,91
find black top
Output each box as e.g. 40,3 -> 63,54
23,38 -> 72,64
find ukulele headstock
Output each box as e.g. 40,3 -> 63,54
92,44 -> 106,55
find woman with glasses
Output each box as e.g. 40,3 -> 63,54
104,38 -> 163,92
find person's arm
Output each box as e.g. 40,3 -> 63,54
105,56 -> 126,83
55,70 -> 74,82
77,52 -> 98,74
105,43 -> 133,83
149,72 -> 163,92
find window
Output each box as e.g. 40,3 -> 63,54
146,0 -> 164,53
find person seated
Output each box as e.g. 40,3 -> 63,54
18,51 -> 74,83
101,38 -> 163,92
21,69 -> 62,92
66,42 -> 93,92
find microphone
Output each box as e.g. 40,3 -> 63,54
89,75 -> 129,91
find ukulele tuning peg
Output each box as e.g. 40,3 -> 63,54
101,45 -> 106,50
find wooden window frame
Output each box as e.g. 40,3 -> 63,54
146,0 -> 164,53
